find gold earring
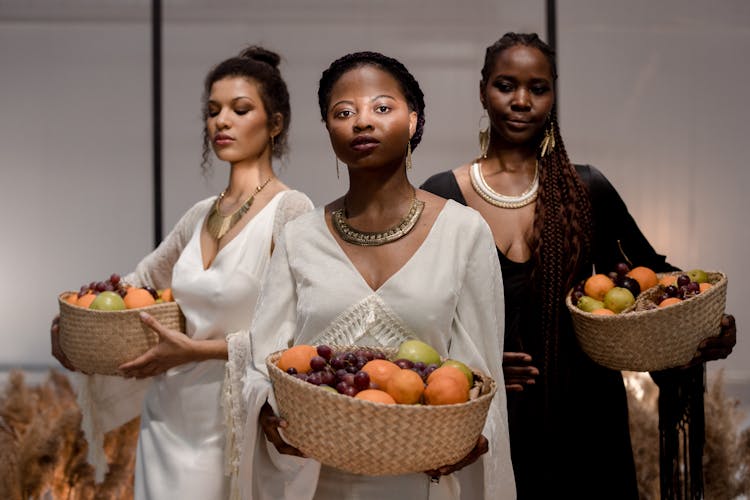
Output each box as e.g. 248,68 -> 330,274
478,110 -> 490,159
335,156 -> 341,179
539,118 -> 556,158
405,142 -> 413,170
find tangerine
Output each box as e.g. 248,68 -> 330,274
63,292 -> 78,305
385,368 -> 425,404
361,359 -> 401,389
658,297 -> 683,308
627,266 -> 659,292
659,275 -> 677,287
124,287 -> 157,309
699,283 -> 713,293
592,308 -> 616,315
354,389 -> 396,404
160,288 -> 173,302
424,376 -> 469,405
426,365 -> 470,394
277,345 -> 318,373
584,274 -> 615,301
77,293 -> 97,308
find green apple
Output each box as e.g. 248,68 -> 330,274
89,291 -> 126,311
687,269 -> 708,284
442,359 -> 474,386
396,339 -> 441,366
603,287 -> 635,314
577,296 -> 605,313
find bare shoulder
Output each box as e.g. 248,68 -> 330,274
452,162 -> 472,189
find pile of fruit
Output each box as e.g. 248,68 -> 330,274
571,264 -> 713,315
61,273 -> 174,311
276,339 -> 476,406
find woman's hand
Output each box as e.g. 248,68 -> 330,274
118,312 -> 195,378
259,401 -> 306,457
685,313 -> 737,367
50,315 -> 77,371
503,352 -> 539,392
423,434 -> 488,481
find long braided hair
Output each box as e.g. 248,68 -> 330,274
482,33 -> 593,407
317,51 -> 426,151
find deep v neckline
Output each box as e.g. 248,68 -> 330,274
199,191 -> 283,271
321,201 -> 449,293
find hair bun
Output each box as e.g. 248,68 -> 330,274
239,46 -> 281,69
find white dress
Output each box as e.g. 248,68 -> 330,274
239,200 -> 516,500
73,190 -> 313,500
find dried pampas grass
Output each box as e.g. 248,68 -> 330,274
0,369 -> 138,500
626,369 -> 750,499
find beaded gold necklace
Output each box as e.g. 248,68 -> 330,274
331,191 -> 425,247
206,177 -> 273,239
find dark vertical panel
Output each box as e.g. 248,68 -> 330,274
152,0 -> 163,247
546,0 -> 558,116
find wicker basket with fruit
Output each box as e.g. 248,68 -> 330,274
266,341 -> 497,476
566,265 -> 728,371
58,274 -> 184,375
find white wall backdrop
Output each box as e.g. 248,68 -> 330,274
1,1 -> 746,386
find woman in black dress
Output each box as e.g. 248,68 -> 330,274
422,32 -> 736,499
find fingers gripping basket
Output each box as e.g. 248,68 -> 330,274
266,347 -> 497,476
58,293 -> 185,376
566,271 -> 728,372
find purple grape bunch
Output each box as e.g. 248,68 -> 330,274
77,273 -> 128,297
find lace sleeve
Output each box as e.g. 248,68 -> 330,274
272,190 -> 314,245
123,198 -> 213,289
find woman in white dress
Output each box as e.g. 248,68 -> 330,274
239,52 -> 516,499
50,46 -> 313,499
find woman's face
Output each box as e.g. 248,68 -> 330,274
325,65 -> 417,170
481,45 -> 555,147
206,77 -> 279,164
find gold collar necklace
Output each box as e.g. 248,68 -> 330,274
331,190 -> 425,247
469,160 -> 539,209
206,177 -> 273,239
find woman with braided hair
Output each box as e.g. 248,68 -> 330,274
421,32 -> 736,498
239,51 -> 515,499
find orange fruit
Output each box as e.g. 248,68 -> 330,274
627,266 -> 659,292
426,365 -> 470,394
63,292 -> 78,305
424,376 -> 469,405
361,359 -> 401,389
385,368 -> 425,404
592,308 -> 616,315
659,297 -> 683,308
277,345 -> 318,373
77,293 -> 97,308
659,275 -> 677,287
699,283 -> 712,293
124,287 -> 157,309
159,288 -> 173,302
355,389 -> 396,404
584,274 -> 615,301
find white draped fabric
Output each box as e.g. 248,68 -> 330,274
239,200 -> 516,500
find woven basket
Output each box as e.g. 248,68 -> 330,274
58,292 -> 185,376
266,346 -> 497,476
566,271 -> 728,372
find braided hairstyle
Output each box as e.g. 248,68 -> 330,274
482,33 -> 593,407
201,46 -> 291,173
317,51 -> 426,150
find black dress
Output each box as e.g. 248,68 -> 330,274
422,164 -> 677,500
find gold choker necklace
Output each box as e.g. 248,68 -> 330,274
206,177 -> 273,239
331,192 -> 425,247
469,160 -> 539,209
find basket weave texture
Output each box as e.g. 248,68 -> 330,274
58,293 -> 185,376
266,346 -> 497,476
566,271 -> 727,372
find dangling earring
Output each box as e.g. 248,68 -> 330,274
270,135 -> 275,153
539,116 -> 556,158
478,110 -> 490,159
335,156 -> 341,179
405,142 -> 413,170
